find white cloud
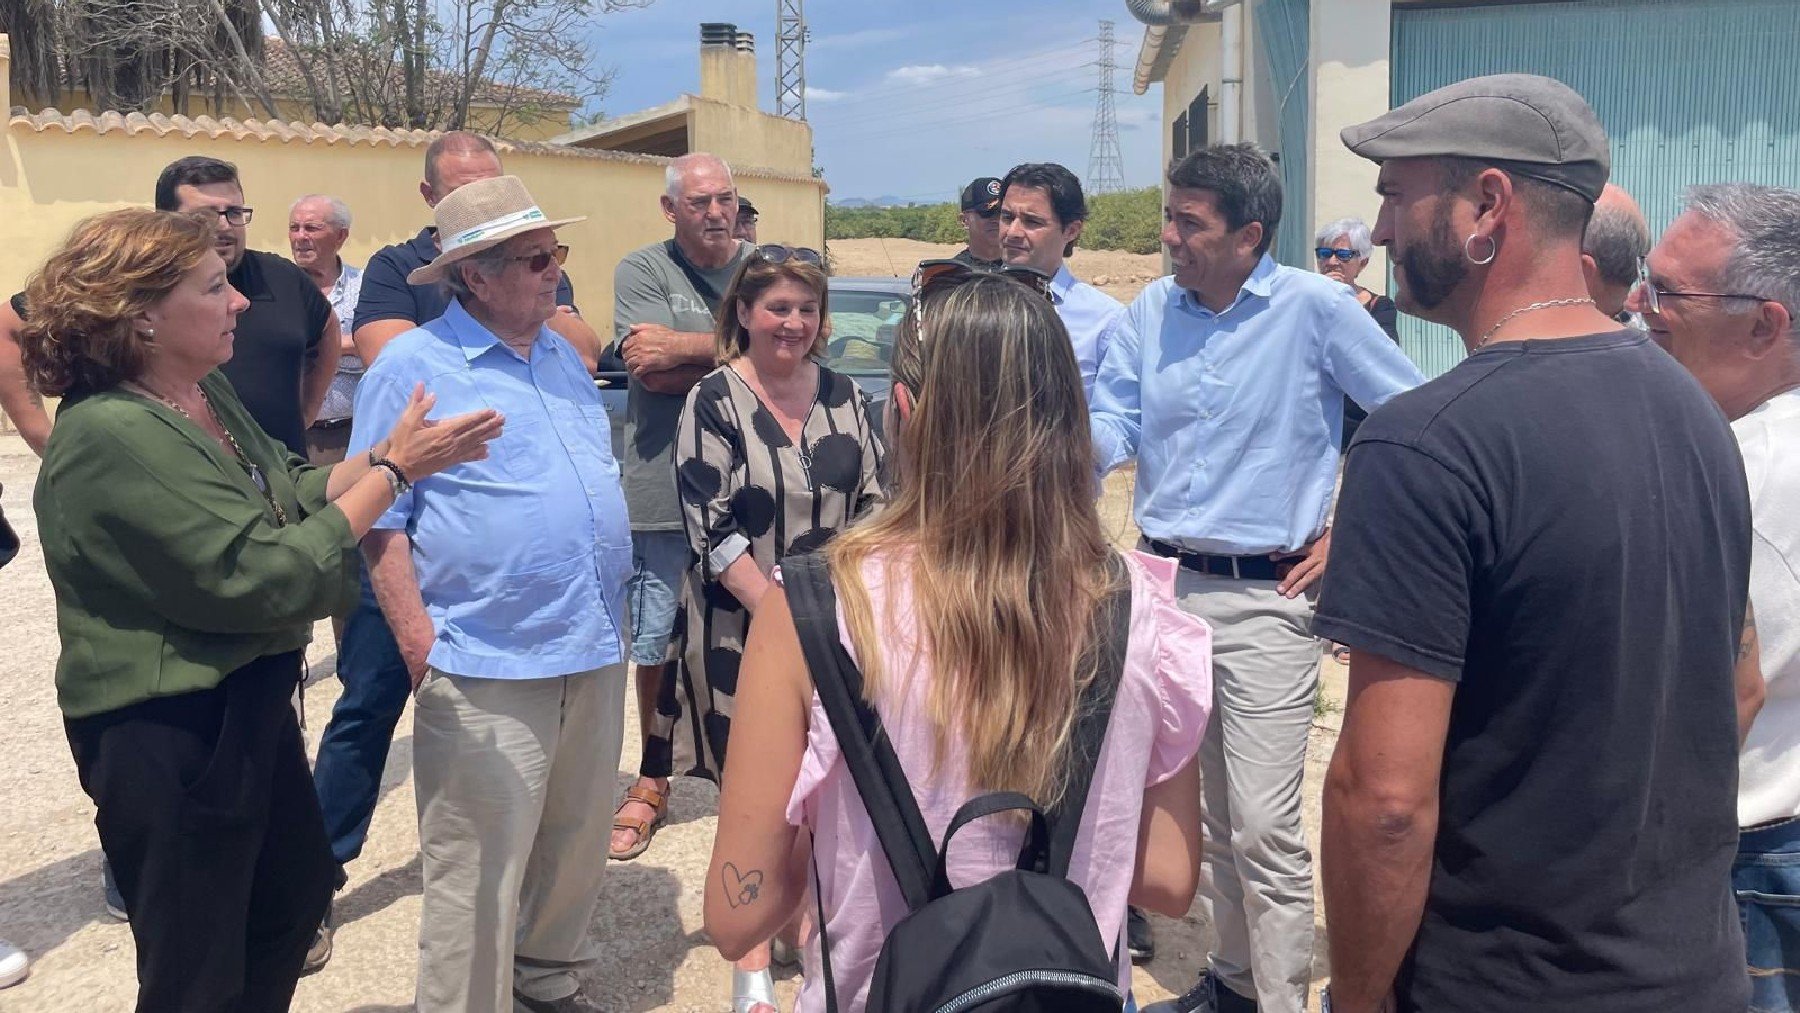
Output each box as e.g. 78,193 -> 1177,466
806,86 -> 850,103
884,64 -> 983,86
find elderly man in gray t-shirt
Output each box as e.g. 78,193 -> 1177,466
608,152 -> 751,861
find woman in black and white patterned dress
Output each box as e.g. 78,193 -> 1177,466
655,245 -> 883,1011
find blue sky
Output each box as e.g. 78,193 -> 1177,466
588,0 -> 1166,202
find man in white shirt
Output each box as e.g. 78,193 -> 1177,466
1635,181 -> 1799,1010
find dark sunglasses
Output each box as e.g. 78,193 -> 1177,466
504,244 -> 569,273
1315,247 -> 1360,262
753,244 -> 823,266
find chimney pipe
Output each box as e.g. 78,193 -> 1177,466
1125,0 -> 1236,26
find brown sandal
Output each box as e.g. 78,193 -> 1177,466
609,782 -> 670,861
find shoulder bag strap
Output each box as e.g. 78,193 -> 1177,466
1045,553 -> 1134,879
665,238 -> 726,317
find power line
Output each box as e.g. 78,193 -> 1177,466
802,40 -> 1097,112
1086,21 -> 1127,195
808,71 -> 1096,126
823,88 -> 1098,144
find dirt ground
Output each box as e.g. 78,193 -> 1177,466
827,236 -> 1164,305
0,409 -> 1342,1011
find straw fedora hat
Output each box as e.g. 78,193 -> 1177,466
407,174 -> 586,285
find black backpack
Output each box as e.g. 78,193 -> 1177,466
783,551 -> 1132,1013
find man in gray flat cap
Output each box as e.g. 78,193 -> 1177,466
1314,74 -> 1757,1013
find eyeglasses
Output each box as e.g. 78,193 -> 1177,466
753,244 -> 823,266
1315,247 -> 1360,262
504,244 -> 569,273
211,206 -> 254,226
970,206 -> 1001,220
1632,277 -> 1764,315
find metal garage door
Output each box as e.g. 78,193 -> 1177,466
1391,0 -> 1800,377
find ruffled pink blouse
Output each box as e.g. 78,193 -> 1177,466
783,551 -> 1214,1012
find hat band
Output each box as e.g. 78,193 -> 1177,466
443,206 -> 549,254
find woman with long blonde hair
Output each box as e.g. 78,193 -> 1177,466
703,275 -> 1213,1012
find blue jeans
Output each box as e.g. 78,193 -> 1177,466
628,530 -> 689,666
1737,815 -> 1800,1013
311,572 -> 411,878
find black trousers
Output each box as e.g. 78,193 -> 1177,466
65,651 -> 335,1013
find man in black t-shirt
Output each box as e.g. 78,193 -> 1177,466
152,157 -> 338,458
1316,75 -> 1755,1013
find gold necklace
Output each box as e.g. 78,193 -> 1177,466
131,383 -> 289,527
1475,298 -> 1595,349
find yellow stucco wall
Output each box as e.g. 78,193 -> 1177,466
0,123 -> 825,340
1309,0 -> 1391,290
688,96 -> 813,177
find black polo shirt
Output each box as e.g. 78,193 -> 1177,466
354,227 -> 577,332
221,250 -> 332,457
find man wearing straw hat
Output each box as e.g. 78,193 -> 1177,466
348,175 -> 632,1013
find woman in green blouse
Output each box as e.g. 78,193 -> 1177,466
21,208 -> 501,1012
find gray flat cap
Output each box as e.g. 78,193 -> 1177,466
1341,74 -> 1610,202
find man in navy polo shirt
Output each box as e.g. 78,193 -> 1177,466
350,131 -> 601,369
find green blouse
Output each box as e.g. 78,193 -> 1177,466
35,371 -> 358,718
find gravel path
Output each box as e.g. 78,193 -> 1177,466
0,433 -> 1339,1011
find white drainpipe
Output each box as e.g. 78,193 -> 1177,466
1220,2 -> 1244,144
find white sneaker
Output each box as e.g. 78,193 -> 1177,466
0,939 -> 29,989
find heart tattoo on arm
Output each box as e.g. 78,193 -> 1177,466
722,862 -> 765,909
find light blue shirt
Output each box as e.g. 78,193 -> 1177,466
349,299 -> 633,679
1091,255 -> 1425,555
1050,264 -> 1128,401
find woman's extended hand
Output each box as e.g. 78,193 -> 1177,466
382,383 -> 503,481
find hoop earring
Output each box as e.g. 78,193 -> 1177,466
1464,233 -> 1497,266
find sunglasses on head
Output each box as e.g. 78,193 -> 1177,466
1315,247 -> 1360,262
504,244 -> 569,273
753,244 -> 823,266
912,259 -> 1053,301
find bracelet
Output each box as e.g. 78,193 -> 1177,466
371,457 -> 412,495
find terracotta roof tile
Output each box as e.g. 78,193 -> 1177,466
4,105 -> 824,185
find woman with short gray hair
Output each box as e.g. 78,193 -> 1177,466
1314,217 -> 1400,448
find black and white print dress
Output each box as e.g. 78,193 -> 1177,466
643,362 -> 885,782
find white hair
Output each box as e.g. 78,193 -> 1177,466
665,153 -> 734,197
1313,217 -> 1372,258
1683,183 -> 1800,330
290,194 -> 352,231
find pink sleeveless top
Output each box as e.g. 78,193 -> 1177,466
783,551 -> 1214,1012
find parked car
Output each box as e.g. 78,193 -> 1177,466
597,275 -> 912,457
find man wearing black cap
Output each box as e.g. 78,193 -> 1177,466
734,195 -> 759,243
952,176 -> 1004,269
1316,74 -> 1755,1013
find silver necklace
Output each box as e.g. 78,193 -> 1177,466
1475,297 -> 1595,349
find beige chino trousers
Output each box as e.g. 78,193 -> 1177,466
412,664 -> 628,1013
1174,570 -> 1320,1013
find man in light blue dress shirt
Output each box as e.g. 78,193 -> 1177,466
1112,145 -> 1424,1013
999,162 -> 1128,402
349,176 -> 631,1013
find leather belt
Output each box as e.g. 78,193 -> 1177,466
1143,537 -> 1293,582
309,417 -> 352,430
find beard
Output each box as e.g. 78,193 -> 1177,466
1394,206 -> 1466,313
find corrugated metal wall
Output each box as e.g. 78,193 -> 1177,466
1256,0 -> 1312,269
1391,0 -> 1800,378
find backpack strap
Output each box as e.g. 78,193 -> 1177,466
1045,554 -> 1134,879
784,551 -> 937,910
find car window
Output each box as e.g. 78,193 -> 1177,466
825,288 -> 908,376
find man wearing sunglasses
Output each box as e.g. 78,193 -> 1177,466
1638,183 -> 1800,1013
998,162 -> 1126,404
952,176 -> 1005,269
